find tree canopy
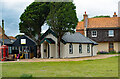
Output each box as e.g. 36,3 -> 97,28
47,2 -> 78,36
47,2 -> 78,58
19,2 -> 50,44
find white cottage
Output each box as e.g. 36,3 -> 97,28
40,29 -> 98,59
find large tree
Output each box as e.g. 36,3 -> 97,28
47,2 -> 78,58
19,2 -> 50,57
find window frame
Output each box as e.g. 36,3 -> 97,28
108,30 -> 114,37
79,44 -> 82,53
87,44 -> 90,53
69,43 -> 73,54
91,30 -> 97,37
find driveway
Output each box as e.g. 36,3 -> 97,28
3,54 -> 118,62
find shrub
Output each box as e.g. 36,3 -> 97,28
118,51 -> 120,54
97,51 -> 109,54
20,74 -> 32,79
109,51 -> 117,54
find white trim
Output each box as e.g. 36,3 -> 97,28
108,30 -> 114,37
91,30 -> 97,37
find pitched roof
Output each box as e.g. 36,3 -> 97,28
41,29 -> 97,45
0,39 -> 12,45
0,34 -> 10,39
40,38 -> 55,44
62,32 -> 97,44
76,17 -> 120,29
12,35 -> 37,46
8,36 -> 16,39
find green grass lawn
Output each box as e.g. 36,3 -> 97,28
2,56 -> 118,77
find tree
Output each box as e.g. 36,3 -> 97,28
47,2 -> 78,58
19,2 -> 50,57
81,15 -> 110,21
93,15 -> 110,18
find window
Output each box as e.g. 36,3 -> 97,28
21,39 -> 26,44
12,46 -> 14,50
109,30 -> 114,37
9,46 -> 12,54
79,44 -> 82,53
91,31 -> 97,37
15,46 -> 18,50
69,44 -> 73,54
87,44 -> 90,53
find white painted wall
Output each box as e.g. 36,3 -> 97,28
97,42 -> 109,52
114,42 -> 120,52
118,42 -> 120,52
93,45 -> 97,56
50,44 -> 55,58
41,33 -> 97,59
61,43 -> 97,58
41,43 -> 43,58
43,34 -> 58,58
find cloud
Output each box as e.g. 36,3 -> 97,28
1,0 -> 34,36
0,0 -> 119,36
73,0 -> 119,21
119,1 -> 120,17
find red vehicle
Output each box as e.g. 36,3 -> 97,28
0,45 -> 9,61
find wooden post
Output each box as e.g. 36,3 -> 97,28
19,47 -> 20,54
2,20 -> 4,45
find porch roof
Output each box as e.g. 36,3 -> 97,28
40,38 -> 55,44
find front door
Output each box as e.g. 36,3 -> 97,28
109,42 -> 114,52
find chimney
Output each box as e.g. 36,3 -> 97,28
113,12 -> 117,17
83,11 -> 88,37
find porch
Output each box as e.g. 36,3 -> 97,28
40,38 -> 57,59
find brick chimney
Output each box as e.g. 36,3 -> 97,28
113,12 -> 117,17
83,11 -> 88,37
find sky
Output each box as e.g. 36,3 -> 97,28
0,0 -> 120,37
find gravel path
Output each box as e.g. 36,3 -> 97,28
3,54 -> 118,63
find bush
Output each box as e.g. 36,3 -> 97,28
20,74 -> 33,79
97,51 -> 118,54
109,51 -> 117,54
118,51 -> 120,54
97,51 -> 109,54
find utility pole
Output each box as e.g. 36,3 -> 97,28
2,19 -> 4,45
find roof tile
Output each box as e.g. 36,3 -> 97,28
76,17 -> 120,29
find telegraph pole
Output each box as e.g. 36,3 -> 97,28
2,19 -> 4,45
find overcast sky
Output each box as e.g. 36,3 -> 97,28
0,0 -> 120,36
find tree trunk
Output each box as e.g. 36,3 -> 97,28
57,36 -> 61,58
37,45 -> 41,58
37,27 -> 41,58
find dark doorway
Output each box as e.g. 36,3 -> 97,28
48,44 -> 50,58
109,42 -> 114,52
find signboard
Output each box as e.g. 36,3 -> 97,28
21,39 -> 26,44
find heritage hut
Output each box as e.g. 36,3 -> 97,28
12,35 -> 37,59
40,29 -> 98,59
